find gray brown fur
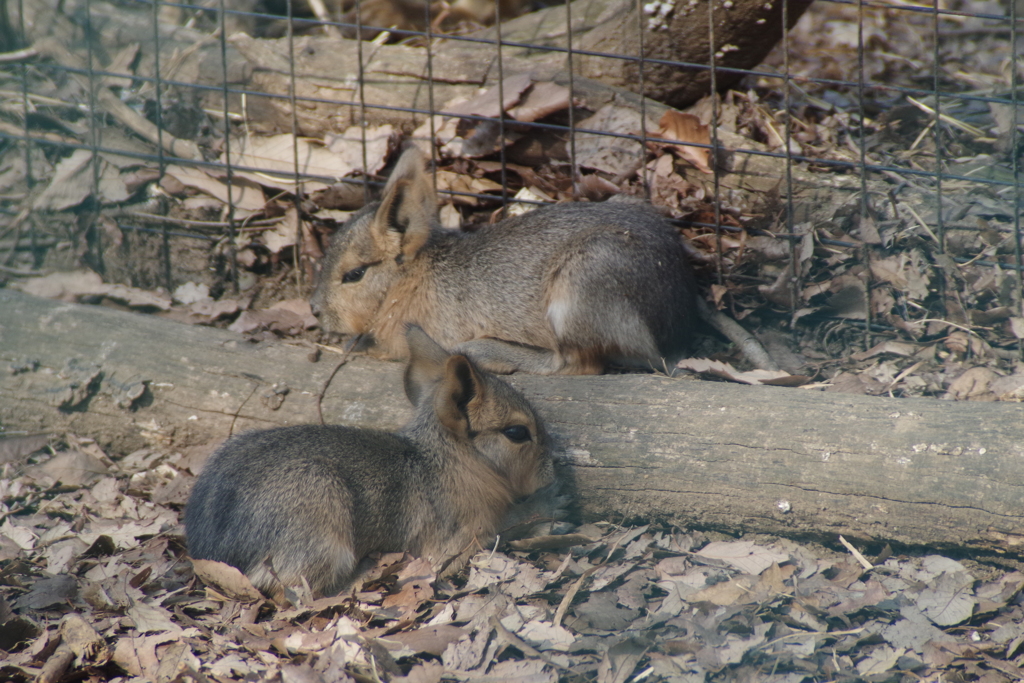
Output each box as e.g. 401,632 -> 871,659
310,148 -> 701,375
185,326 -> 561,597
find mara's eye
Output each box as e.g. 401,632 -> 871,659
502,425 -> 531,443
342,265 -> 368,283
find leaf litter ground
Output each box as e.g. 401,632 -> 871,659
4,433 -> 1024,682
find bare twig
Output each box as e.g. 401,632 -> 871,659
900,202 -> 940,244
0,46 -> 39,63
1,207 -> 29,267
0,264 -> 48,276
838,535 -> 874,570
906,96 -> 987,138
126,212 -> 280,230
305,0 -> 344,39
0,89 -> 78,108
553,564 -> 599,627
316,335 -> 362,425
228,383 -> 261,436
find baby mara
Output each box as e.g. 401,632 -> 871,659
311,147 -> 776,374
185,326 -> 563,598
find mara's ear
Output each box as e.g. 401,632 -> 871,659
433,354 -> 487,438
404,324 -> 451,406
371,148 -> 436,261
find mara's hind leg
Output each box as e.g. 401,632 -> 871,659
245,542 -> 358,598
544,272 -> 663,374
454,337 -> 610,375
453,338 -> 567,374
246,519 -> 358,598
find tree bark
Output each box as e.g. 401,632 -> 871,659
4,289 -> 1023,557
482,0 -> 815,109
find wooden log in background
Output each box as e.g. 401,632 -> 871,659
2,288 -> 1024,557
15,0 -> 814,135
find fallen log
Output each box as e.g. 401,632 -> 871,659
3,288 -> 1024,557
16,0 -> 813,133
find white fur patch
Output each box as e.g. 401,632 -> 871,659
546,296 -> 573,338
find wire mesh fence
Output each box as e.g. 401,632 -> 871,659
0,0 -> 1022,393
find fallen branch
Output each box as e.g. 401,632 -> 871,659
32,37 -> 202,160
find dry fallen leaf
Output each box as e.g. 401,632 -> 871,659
507,81 -> 571,123
228,304 -> 315,335
507,533 -> 596,551
262,206 -> 301,254
696,540 -> 789,575
112,631 -> 194,678
575,104 -> 654,177
189,298 -> 240,322
224,134 -> 347,192
381,557 -> 435,618
506,185 -> 552,217
674,357 -> 799,385
17,270 -> 174,310
325,124 -> 396,176
190,559 -> 263,603
101,283 -> 174,310
850,340 -> 922,361
163,164 -> 266,212
172,281 -> 210,305
434,170 -> 503,206
658,110 -> 713,174
14,575 -> 78,610
990,373 -> 1024,401
16,270 -> 103,301
0,434 -> 50,466
826,371 -> 887,395
445,73 -> 533,119
381,625 -> 467,657
127,601 -> 182,634
23,450 -> 109,488
944,366 -> 999,400
32,149 -> 95,211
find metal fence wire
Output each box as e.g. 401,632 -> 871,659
0,0 -> 1022,379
